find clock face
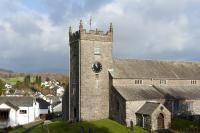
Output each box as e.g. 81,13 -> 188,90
92,62 -> 102,73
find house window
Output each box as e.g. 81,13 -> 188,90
186,102 -> 193,111
191,80 -> 197,84
94,48 -> 100,55
135,80 -> 143,84
19,110 -> 27,114
0,110 -> 9,121
160,80 -> 167,84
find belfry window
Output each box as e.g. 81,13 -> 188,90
191,80 -> 197,84
135,80 -> 143,84
160,80 -> 167,85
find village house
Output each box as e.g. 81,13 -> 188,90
0,96 -> 49,128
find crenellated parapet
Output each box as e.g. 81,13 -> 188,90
69,30 -> 80,43
69,20 -> 113,44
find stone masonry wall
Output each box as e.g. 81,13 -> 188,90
69,38 -> 80,121
80,29 -> 113,120
113,79 -> 200,86
110,87 -> 126,125
151,104 -> 171,130
186,100 -> 200,115
126,101 -> 146,126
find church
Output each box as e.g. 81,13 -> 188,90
64,20 -> 200,130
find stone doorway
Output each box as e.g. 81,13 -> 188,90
157,113 -> 164,129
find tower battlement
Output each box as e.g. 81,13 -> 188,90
69,20 -> 113,43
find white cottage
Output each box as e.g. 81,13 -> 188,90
0,96 -> 40,128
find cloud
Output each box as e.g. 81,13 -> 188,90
0,0 -> 200,73
40,0 -> 113,24
0,1 -> 68,73
88,0 -> 200,61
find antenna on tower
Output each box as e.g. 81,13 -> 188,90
89,16 -> 92,30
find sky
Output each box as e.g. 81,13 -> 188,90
0,0 -> 200,74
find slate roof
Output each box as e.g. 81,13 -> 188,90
111,59 -> 200,79
36,98 -> 50,109
136,102 -> 160,115
0,96 -> 34,107
114,85 -> 164,101
155,86 -> 200,100
3,101 -> 19,110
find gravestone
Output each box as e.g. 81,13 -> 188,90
80,126 -> 84,133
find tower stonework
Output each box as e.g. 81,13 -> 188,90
69,21 -> 113,121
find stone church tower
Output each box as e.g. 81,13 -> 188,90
69,20 -> 113,121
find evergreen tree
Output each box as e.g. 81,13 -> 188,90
0,79 -> 5,95
38,76 -> 42,85
24,75 -> 31,85
35,76 -> 38,84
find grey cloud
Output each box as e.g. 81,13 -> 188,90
41,0 -> 113,24
5,15 -> 42,36
91,0 -> 200,63
1,0 -> 200,74
0,1 -> 68,73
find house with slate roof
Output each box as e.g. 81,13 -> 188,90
0,96 -> 49,128
65,21 -> 200,130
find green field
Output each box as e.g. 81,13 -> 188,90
0,76 -> 35,85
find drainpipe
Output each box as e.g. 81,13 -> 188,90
28,107 -> 29,123
172,101 -> 174,118
142,114 -> 145,128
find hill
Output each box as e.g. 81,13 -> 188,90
0,70 -> 68,86
0,68 -> 14,78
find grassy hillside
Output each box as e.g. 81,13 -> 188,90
0,74 -> 68,86
171,118 -> 199,132
31,119 -> 148,133
9,118 -> 200,133
1,77 -> 24,85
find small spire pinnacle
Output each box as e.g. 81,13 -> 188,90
69,26 -> 72,34
109,22 -> 113,32
89,16 -> 92,30
96,28 -> 98,33
79,19 -> 83,30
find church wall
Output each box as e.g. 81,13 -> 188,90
125,99 -> 166,127
125,101 -> 146,126
69,39 -> 80,121
151,104 -> 171,130
186,100 -> 200,115
62,84 -> 69,120
113,79 -> 199,86
110,87 -> 126,125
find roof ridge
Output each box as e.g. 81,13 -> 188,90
114,58 -> 200,64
